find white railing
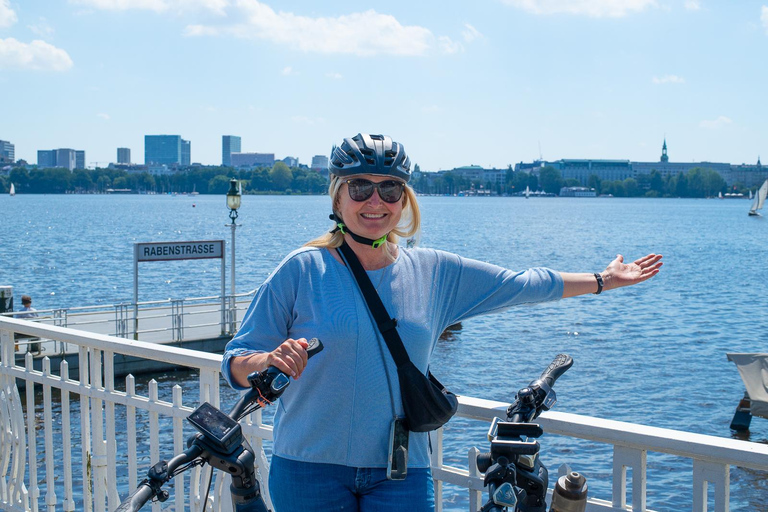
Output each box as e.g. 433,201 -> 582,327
2,317 -> 768,512
1,291 -> 255,354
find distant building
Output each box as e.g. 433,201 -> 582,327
181,139 -> 191,166
117,147 -> 131,164
311,155 -> 329,171
37,148 -> 85,170
560,186 -> 597,197
0,140 -> 14,163
222,135 -> 241,167
282,156 -> 299,167
450,165 -> 506,189
514,140 -> 768,188
145,135 -> 189,166
231,152 -> 275,168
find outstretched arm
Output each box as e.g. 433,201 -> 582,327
561,254 -> 663,298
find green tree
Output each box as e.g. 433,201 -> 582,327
270,162 -> 293,190
587,174 -> 602,194
538,166 -> 563,194
208,175 -> 232,194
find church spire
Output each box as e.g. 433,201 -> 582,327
660,138 -> 669,163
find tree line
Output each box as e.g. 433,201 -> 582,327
0,162 -> 329,195
0,162 -> 743,199
411,165 -> 736,198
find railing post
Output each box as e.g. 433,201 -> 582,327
612,445 -> 647,511
431,427 -> 444,512
693,460 -> 729,512
467,447 -> 483,512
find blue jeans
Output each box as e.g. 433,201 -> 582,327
269,456 -> 435,512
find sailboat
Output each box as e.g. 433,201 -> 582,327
9,183 -> 14,196
189,184 -> 199,196
525,185 -> 530,199
748,180 -> 768,216
749,190 -> 753,200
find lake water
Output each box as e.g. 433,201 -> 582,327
2,193 -> 767,510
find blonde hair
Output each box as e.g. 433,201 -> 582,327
305,175 -> 421,249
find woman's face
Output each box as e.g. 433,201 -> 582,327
336,174 -> 405,241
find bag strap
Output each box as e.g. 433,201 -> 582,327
337,241 -> 411,368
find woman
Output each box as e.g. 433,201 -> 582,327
222,133 -> 662,511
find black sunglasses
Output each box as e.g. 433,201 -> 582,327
345,179 -> 405,203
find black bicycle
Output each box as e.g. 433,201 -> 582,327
476,354 -> 587,512
115,338 -> 324,512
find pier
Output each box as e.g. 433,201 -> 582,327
2,316 -> 768,512
2,292 -> 254,378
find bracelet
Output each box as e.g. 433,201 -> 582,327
593,273 -> 604,295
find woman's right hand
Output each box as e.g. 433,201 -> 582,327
266,338 -> 310,379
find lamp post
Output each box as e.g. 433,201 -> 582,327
226,179 -> 241,333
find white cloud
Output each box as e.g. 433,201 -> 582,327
97,112 -> 110,120
462,24 -> 483,42
501,0 -> 658,18
762,6 -> 768,33
281,66 -> 294,75
0,0 -> 17,28
0,38 -> 74,71
70,0 -> 228,15
699,116 -> 733,129
652,74 -> 685,84
325,72 -> 343,79
438,36 -> 462,54
185,1 -> 439,56
28,18 -> 55,38
684,1 -> 701,10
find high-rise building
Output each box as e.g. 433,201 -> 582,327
38,148 -> 83,170
145,135 -> 186,165
75,150 -> 85,170
222,135 -> 241,167
181,139 -> 191,166
117,147 -> 131,164
311,155 -> 329,171
0,140 -> 15,163
38,150 -> 56,167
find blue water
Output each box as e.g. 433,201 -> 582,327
2,194 -> 767,510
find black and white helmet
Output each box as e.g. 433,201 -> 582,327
329,133 -> 411,182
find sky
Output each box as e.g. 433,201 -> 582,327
2,0 -> 767,171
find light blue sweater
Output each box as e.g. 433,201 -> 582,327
222,246 -> 563,468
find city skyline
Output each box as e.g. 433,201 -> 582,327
2,1 -> 768,169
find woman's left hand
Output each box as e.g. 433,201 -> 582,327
602,253 -> 663,291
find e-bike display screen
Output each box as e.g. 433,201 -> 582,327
188,402 -> 243,454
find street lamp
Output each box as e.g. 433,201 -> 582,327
226,179 -> 241,333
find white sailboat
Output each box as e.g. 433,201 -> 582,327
748,180 -> 768,216
9,183 -> 14,196
749,189 -> 753,200
525,185 -> 530,199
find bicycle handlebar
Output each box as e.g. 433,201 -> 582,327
115,338 -> 324,511
538,353 -> 573,389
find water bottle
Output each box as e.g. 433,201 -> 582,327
549,466 -> 587,512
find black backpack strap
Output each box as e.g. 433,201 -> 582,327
337,241 -> 411,368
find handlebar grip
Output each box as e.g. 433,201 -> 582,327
305,338 -> 324,359
539,354 -> 573,388
114,483 -> 154,512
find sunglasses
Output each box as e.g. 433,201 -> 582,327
345,179 -> 405,203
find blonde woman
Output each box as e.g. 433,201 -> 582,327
222,133 -> 662,511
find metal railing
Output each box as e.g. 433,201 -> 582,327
2,317 -> 768,512
0,290 -> 257,355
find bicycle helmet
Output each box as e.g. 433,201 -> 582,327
329,133 -> 411,183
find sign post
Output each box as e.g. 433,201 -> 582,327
133,240 -> 225,339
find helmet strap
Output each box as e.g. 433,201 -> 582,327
329,213 -> 388,249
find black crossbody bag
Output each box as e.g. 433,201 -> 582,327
338,241 -> 458,433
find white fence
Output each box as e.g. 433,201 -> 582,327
1,317 -> 768,512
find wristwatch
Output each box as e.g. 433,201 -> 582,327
593,273 -> 604,295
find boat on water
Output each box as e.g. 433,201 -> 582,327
9,183 -> 14,196
525,185 -> 530,199
748,180 -> 768,216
